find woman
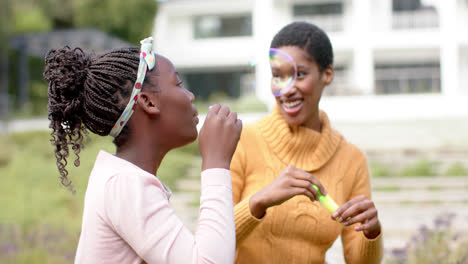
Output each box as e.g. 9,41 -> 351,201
44,37 -> 241,263
231,22 -> 383,263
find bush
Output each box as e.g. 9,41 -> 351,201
385,213 -> 468,264
445,163 -> 468,176
0,224 -> 78,264
398,160 -> 438,177
370,162 -> 393,177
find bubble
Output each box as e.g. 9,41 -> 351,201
269,48 -> 297,96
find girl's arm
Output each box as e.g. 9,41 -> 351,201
104,168 -> 235,264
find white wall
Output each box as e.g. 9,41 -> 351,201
154,0 -> 255,69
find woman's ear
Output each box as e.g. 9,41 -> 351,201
321,65 -> 334,86
137,92 -> 160,116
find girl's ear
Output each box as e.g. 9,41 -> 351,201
137,92 -> 160,116
321,65 -> 334,86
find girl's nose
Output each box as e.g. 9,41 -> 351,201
187,90 -> 195,103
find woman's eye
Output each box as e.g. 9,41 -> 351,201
297,72 -> 306,78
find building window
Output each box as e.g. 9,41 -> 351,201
182,70 -> 253,100
194,15 -> 252,39
293,2 -> 344,32
392,0 -> 438,29
375,63 -> 440,94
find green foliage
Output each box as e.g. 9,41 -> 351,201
370,162 -> 393,177
398,160 -> 437,177
12,6 -> 52,33
9,0 -> 158,42
445,163 -> 468,176
0,0 -> 12,45
370,160 -> 466,178
0,131 -> 200,263
74,0 -> 158,44
37,0 -> 76,28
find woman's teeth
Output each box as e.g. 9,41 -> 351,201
283,100 -> 302,109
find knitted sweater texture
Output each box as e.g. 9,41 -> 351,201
231,107 -> 383,264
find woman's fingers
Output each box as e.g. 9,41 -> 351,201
288,167 -> 327,195
291,179 -> 319,201
355,217 -> 379,232
291,187 -> 316,202
339,198 -> 374,222
331,194 -> 366,220
342,206 -> 377,226
332,194 -> 381,237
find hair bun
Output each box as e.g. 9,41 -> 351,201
44,46 -> 90,92
44,47 -> 91,119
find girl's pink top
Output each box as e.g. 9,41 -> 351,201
75,151 -> 235,264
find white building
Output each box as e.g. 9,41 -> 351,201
153,0 -> 468,122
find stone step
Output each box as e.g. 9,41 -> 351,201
372,176 -> 468,189
373,190 -> 468,204
377,204 -> 468,230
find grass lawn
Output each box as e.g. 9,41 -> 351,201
0,131 -> 199,263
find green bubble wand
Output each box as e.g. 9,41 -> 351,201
312,185 -> 339,215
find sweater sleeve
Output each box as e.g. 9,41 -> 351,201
341,155 -> 383,264
231,134 -> 263,244
104,168 -> 235,264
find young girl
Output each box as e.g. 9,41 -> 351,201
44,37 -> 241,264
231,22 -> 383,263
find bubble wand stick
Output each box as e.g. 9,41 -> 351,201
312,185 -> 339,215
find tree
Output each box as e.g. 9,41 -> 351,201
74,0 -> 158,44
0,0 -> 11,117
9,0 -> 158,43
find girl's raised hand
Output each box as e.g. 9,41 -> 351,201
250,165 -> 327,218
331,194 -> 381,239
199,104 -> 242,171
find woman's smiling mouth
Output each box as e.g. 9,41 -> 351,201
281,98 -> 304,115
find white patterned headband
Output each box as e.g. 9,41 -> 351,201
109,37 -> 156,137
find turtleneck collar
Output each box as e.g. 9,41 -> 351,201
258,105 -> 342,171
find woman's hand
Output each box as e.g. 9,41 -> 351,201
199,104 -> 242,171
331,194 -> 381,239
250,165 -> 327,219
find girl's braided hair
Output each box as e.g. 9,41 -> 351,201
43,46 -> 141,192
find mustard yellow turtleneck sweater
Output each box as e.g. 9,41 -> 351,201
231,107 -> 383,264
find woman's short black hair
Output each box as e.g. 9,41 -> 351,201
270,21 -> 333,72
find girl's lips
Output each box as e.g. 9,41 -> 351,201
193,115 -> 199,125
